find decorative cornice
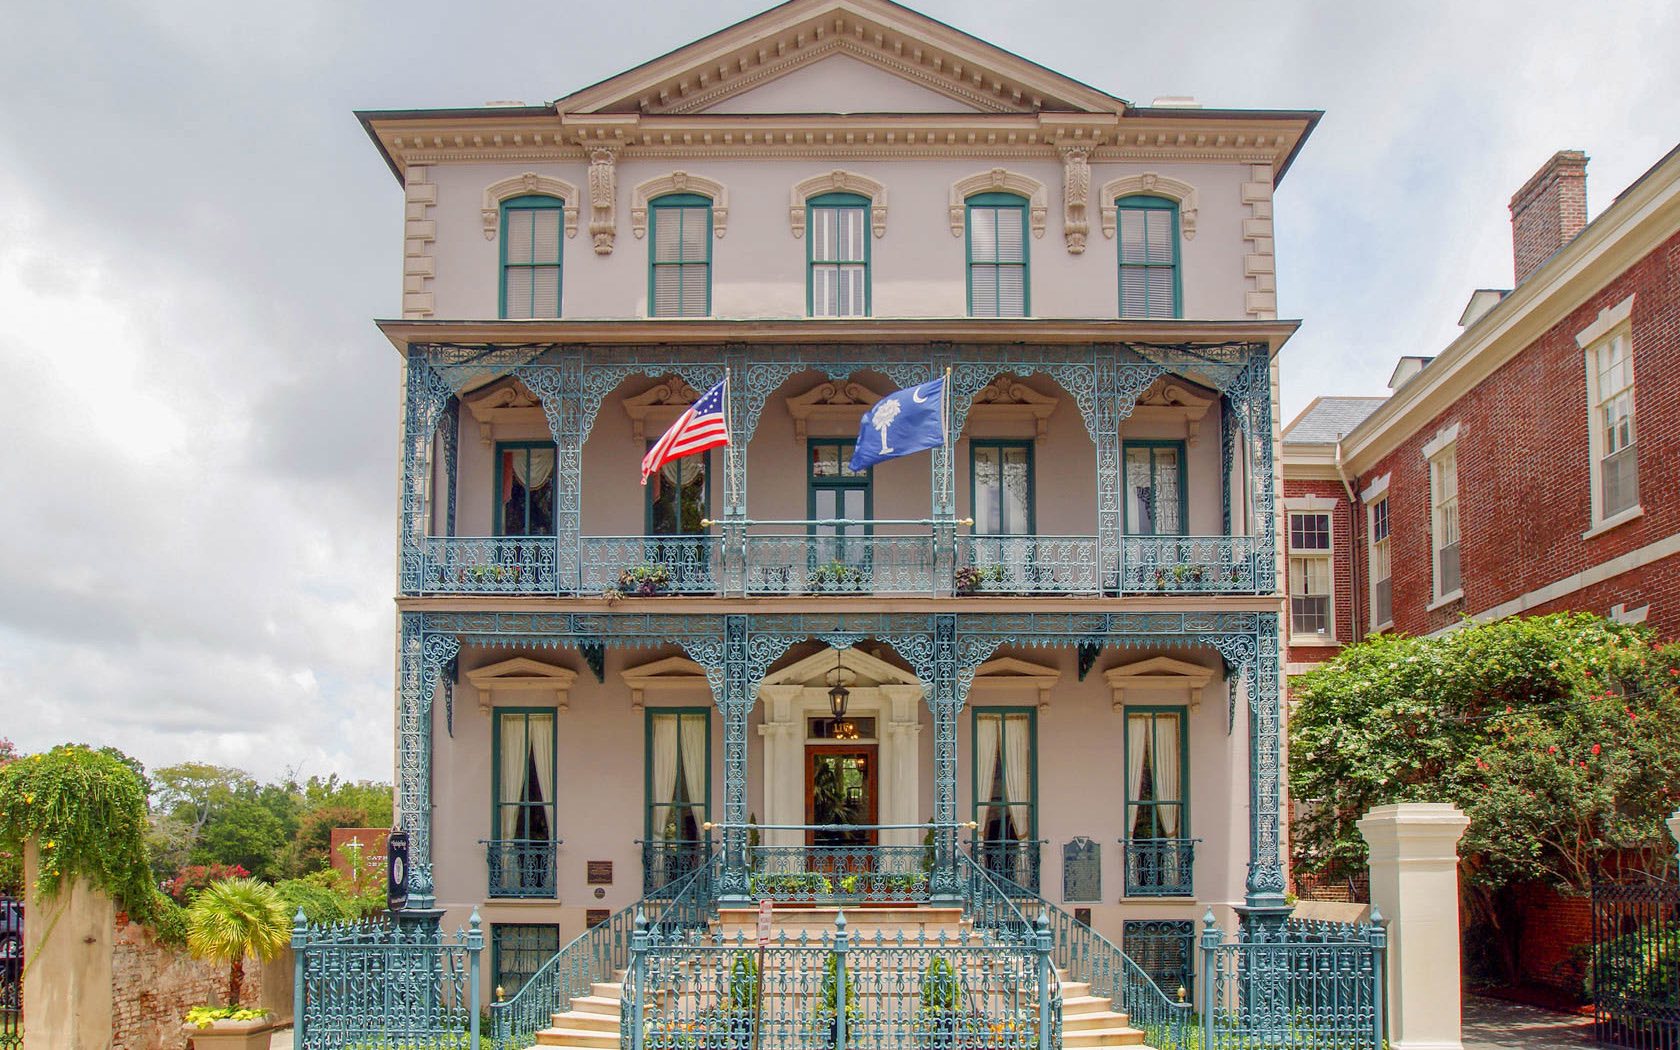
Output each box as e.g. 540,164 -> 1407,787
789,170 -> 888,238
622,377 -> 701,441
1103,655 -> 1213,710
1099,172 -> 1197,240
481,172 -> 581,241
466,656 -> 577,713
463,378 -> 544,445
630,171 -> 730,239
948,168 -> 1048,238
784,378 -> 885,441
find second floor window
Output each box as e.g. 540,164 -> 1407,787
1430,446 -> 1461,601
496,443 -> 556,537
1125,707 -> 1187,841
646,709 -> 709,845
1288,511 -> 1332,640
647,451 -> 709,536
1369,498 -> 1392,628
1589,329 -> 1638,521
974,708 -> 1037,887
966,193 -> 1029,317
809,441 -> 872,566
649,194 -> 712,317
500,195 -> 563,319
1124,442 -> 1185,536
971,442 -> 1034,535
1116,195 -> 1180,319
808,193 -> 870,317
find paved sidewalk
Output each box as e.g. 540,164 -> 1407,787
1463,995 -> 1595,1048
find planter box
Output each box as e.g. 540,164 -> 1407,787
183,1017 -> 276,1050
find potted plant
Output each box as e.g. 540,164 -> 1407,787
1153,563 -> 1208,591
181,877 -> 290,1049
618,563 -> 672,596
464,564 -> 520,586
954,564 -> 1007,596
808,560 -> 863,593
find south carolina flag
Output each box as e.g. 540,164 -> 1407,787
848,376 -> 946,472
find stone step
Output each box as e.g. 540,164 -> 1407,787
589,981 -> 623,999
545,1009 -> 618,1033
567,995 -> 624,1016
1065,1008 -> 1134,1031
1062,993 -> 1118,1015
534,1026 -> 620,1048
1060,980 -> 1093,998
1063,1025 -> 1150,1047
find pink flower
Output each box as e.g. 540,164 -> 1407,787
1591,744 -> 1601,755
1548,745 -> 1559,754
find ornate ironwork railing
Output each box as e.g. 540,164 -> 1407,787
971,839 -> 1044,896
1122,838 -> 1198,898
748,844 -> 933,904
743,533 -> 937,595
292,910 -> 482,1050
482,838 -> 559,899
490,852 -> 720,1050
628,912 -> 1058,1050
957,536 -> 1100,595
419,536 -> 560,594
582,535 -> 719,595
1199,912 -> 1387,1050
1119,535 -> 1261,594
640,838 -> 712,895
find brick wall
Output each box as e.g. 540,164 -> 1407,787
1351,227 -> 1680,639
1282,477 -> 1358,668
110,914 -> 289,1050
1510,882 -> 1593,997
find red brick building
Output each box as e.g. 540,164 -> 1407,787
1284,143 -> 1680,673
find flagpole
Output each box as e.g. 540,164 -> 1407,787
942,366 -> 953,519
723,367 -> 737,521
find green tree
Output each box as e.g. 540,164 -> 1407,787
153,764 -> 256,836
1289,613 -> 1680,982
185,878 -> 291,1007
192,794 -> 294,881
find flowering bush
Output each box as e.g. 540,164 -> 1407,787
164,862 -> 252,903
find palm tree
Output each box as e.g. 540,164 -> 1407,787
186,877 -> 291,1006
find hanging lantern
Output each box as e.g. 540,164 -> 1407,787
828,648 -> 850,718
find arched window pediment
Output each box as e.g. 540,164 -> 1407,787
949,169 -> 1048,239
789,171 -> 888,239
481,173 -> 580,240
631,173 -> 729,239
1100,174 -> 1197,241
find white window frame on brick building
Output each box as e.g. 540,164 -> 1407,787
1285,496 -> 1336,645
1422,424 -> 1462,608
1361,474 -> 1392,632
1577,295 -> 1641,536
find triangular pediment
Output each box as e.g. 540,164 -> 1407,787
466,657 -> 578,712
1103,656 -> 1214,710
972,656 -> 1060,707
620,655 -> 711,708
761,646 -> 923,690
555,0 -> 1126,117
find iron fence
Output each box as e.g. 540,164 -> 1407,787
743,533 -> 937,595
956,536 -> 1100,595
972,839 -> 1043,896
0,896 -> 19,1050
1593,876 -> 1680,1050
641,838 -> 712,895
582,535 -> 720,595
292,911 -> 482,1050
1199,912 -> 1386,1050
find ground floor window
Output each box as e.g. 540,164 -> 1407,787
972,708 -> 1037,888
492,923 -> 559,997
645,709 -> 710,890
1124,919 -> 1196,1000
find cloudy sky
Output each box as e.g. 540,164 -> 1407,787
2,0 -> 1676,782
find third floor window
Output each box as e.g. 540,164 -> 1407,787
499,195 -> 564,319
807,193 -> 870,317
649,194 -> 712,318
966,192 -> 1029,317
1116,195 -> 1180,319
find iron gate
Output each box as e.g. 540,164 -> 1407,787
1,895 -> 20,1050
1593,877 -> 1680,1050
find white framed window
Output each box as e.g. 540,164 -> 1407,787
1368,497 -> 1392,629
1579,298 -> 1639,530
1287,509 -> 1333,642
1427,440 -> 1461,604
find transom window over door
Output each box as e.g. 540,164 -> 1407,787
500,195 -> 563,319
973,709 -> 1037,888
649,194 -> 711,317
646,709 -> 709,890
1123,442 -> 1185,535
808,441 -> 872,567
1116,195 -> 1180,319
808,192 -> 869,317
966,193 -> 1029,317
1590,330 -> 1638,520
1288,512 -> 1332,641
496,443 -> 556,536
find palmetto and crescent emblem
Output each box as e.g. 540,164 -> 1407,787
911,387 -> 931,403
870,397 -> 902,454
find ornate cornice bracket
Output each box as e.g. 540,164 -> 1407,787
1099,172 -> 1198,241
789,170 -> 889,239
480,172 -> 581,241
1057,144 -> 1092,254
587,145 -> 622,255
631,171 -> 730,240
948,168 -> 1049,239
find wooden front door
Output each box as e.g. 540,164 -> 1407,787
805,746 -> 878,847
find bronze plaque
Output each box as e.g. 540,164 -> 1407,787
587,860 -> 613,885
586,909 -> 610,929
1074,907 -> 1093,927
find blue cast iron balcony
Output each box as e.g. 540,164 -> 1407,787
747,844 -> 934,904
482,838 -> 559,899
1122,837 -> 1198,897
415,532 -> 1266,596
640,839 -> 713,895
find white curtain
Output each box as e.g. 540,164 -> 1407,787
499,713 -> 528,841
651,714 -> 679,840
1152,714 -> 1180,838
508,447 -> 556,491
528,714 -> 555,824
679,714 -> 708,834
974,713 -> 1002,832
1126,713 -> 1150,837
1003,714 -> 1033,839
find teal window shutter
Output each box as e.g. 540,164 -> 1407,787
499,194 -> 564,319
806,192 -> 870,316
1116,195 -> 1180,319
649,193 -> 712,317
966,192 -> 1030,317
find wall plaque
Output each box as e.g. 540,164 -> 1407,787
1074,907 -> 1093,927
587,860 -> 613,885
586,909 -> 610,929
1062,837 -> 1101,903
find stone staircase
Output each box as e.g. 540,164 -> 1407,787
531,906 -> 1151,1049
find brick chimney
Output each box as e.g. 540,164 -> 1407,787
1509,150 -> 1588,285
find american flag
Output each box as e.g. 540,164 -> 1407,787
641,378 -> 729,485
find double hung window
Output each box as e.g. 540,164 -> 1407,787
1125,707 -> 1190,895
1430,446 -> 1461,601
491,709 -> 556,896
496,443 -> 556,537
973,709 -> 1037,888
807,442 -> 872,574
966,193 -> 1029,317
1288,512 -> 1333,641
499,195 -> 563,319
645,709 -> 709,890
970,442 -> 1035,589
1115,195 -> 1180,318
1369,498 -> 1392,628
649,194 -> 712,317
807,193 -> 870,316
1123,442 -> 1185,536
1589,330 -> 1639,521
